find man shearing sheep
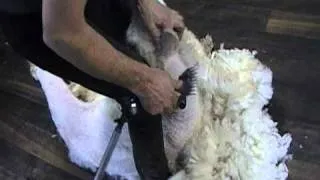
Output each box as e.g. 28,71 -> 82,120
0,0 -> 185,179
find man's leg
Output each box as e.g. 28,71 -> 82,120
0,1 -> 170,179
85,1 -> 172,178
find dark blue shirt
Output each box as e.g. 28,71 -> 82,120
0,0 -> 42,14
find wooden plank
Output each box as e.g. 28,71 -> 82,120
0,139 -> 84,180
170,3 -> 270,37
0,90 -> 74,163
0,79 -> 47,106
0,166 -> 24,180
0,121 -> 93,180
0,39 -> 45,101
169,0 -> 320,15
167,1 -> 320,40
0,43 -> 33,81
269,80 -> 320,126
287,160 -> 320,180
0,89 -> 94,179
275,0 -> 320,15
269,10 -> 320,23
0,88 -> 56,134
266,19 -> 320,39
280,120 -> 320,165
267,11 -> 320,39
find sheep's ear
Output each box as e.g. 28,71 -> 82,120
156,29 -> 180,59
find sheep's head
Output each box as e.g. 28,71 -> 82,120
126,10 -> 201,173
156,30 -> 198,110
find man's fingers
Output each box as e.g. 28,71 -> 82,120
173,11 -> 184,23
150,25 -> 161,43
171,12 -> 185,39
164,91 -> 181,114
174,80 -> 183,92
174,25 -> 184,39
173,16 -> 185,29
173,91 -> 181,108
137,3 -> 161,43
178,14 -> 184,21
148,103 -> 163,115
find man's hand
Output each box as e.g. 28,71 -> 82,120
138,0 -> 185,43
131,68 -> 183,115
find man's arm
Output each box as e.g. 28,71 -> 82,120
42,0 -> 182,115
42,0 -> 150,91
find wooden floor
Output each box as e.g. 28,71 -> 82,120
0,0 -> 320,179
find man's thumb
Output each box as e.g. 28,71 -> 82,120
174,80 -> 183,92
150,25 -> 161,44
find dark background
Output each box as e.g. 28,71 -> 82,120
0,0 -> 319,179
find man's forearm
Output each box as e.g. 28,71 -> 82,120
44,22 -> 151,93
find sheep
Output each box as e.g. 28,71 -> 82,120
125,1 -> 293,179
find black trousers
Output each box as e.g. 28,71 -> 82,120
0,0 -> 170,179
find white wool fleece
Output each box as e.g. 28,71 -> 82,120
30,64 -> 139,180
180,45 -> 292,180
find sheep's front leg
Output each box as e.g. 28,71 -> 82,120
157,30 -> 199,172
